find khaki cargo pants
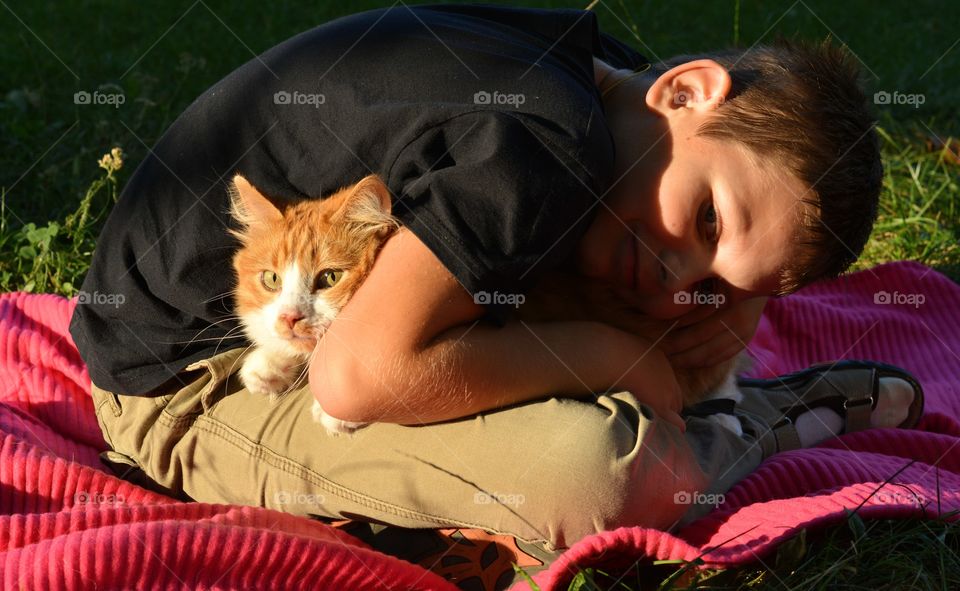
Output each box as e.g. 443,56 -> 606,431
91,347 -> 798,551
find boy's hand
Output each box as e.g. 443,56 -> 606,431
613,342 -> 686,432
661,297 -> 767,369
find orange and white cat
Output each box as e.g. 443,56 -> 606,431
229,174 -> 398,434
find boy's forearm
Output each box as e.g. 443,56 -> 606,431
359,320 -> 653,425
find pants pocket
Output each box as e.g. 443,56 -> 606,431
160,349 -> 245,419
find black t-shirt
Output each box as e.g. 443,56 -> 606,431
69,3 -> 648,395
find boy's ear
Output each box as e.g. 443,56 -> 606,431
646,59 -> 732,115
228,174 -> 284,229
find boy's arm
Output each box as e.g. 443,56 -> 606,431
309,229 -> 684,430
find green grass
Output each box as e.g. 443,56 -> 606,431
535,513 -> 960,590
2,1 -> 958,589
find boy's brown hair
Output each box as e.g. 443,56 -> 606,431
656,40 -> 882,295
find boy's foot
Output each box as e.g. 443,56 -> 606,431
794,377 -> 915,448
738,360 -> 925,452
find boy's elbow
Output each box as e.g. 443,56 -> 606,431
308,346 -> 397,423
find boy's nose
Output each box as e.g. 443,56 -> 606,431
659,251 -> 711,295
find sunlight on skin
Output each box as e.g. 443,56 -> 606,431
580,58 -> 811,320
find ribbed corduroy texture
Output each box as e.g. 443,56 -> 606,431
0,261 -> 957,591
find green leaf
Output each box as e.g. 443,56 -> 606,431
845,508 -> 867,543
512,564 -> 541,591
775,529 -> 807,571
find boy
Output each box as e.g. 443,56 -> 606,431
73,4 -> 919,554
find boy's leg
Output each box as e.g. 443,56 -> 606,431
90,348 -> 790,551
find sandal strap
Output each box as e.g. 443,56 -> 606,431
822,367 -> 877,433
770,417 -> 802,453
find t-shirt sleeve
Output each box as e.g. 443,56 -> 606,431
388,110 -> 611,323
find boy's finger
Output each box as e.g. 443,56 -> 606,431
673,303 -> 718,328
670,337 -> 743,369
661,319 -> 728,355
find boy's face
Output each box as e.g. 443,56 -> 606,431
577,60 -> 811,319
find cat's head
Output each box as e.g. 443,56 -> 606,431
229,174 -> 398,356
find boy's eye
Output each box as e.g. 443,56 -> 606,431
702,203 -> 719,242
315,269 -> 344,289
260,270 -> 281,291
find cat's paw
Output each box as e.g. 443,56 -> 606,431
240,349 -> 299,398
706,413 -> 744,436
311,400 -> 367,436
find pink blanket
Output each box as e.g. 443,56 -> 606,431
1,261 -> 958,590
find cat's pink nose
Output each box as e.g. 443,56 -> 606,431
278,312 -> 305,330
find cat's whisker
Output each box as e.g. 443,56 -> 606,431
175,319 -> 245,351
225,343 -> 255,394
212,325 -> 250,355
201,291 -> 239,305
156,335 -> 246,345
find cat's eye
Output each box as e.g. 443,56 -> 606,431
316,269 -> 344,289
259,270 -> 281,291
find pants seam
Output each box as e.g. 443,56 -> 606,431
155,409 -> 551,546
93,395 -> 118,450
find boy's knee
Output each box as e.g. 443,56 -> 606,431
513,394 -> 699,545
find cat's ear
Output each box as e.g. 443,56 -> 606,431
336,175 -> 397,232
229,174 -> 284,229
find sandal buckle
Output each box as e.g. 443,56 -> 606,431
843,395 -> 874,410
